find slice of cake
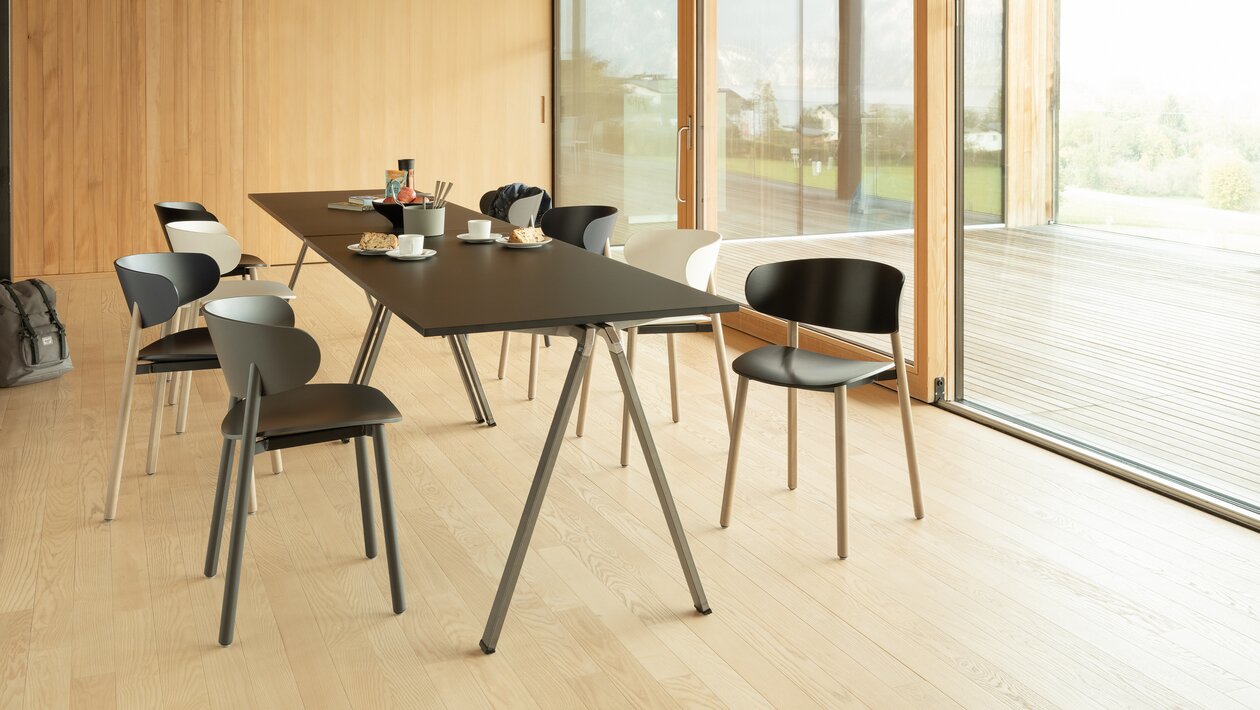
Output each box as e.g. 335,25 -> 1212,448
508,226 -> 546,243
359,232 -> 398,250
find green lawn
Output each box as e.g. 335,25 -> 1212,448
721,157 -> 1003,216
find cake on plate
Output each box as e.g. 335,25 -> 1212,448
359,232 -> 398,250
508,226 -> 546,243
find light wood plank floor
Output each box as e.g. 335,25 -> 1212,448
3,265 -> 1260,709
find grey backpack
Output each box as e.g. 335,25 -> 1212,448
0,279 -> 73,387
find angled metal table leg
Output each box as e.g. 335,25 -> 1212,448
287,242 -> 309,290
359,309 -> 392,386
480,327 -> 595,654
349,301 -> 387,385
596,324 -> 711,615
456,334 -> 496,426
448,336 -> 487,424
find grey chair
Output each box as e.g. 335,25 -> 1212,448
202,295 -> 405,646
154,201 -> 268,280
719,258 -> 925,559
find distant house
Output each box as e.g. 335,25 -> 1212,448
806,104 -> 841,142
965,123 -> 1003,152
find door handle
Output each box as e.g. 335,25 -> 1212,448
676,119 -> 692,204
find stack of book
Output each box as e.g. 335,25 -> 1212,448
328,195 -> 383,212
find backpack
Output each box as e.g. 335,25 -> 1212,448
0,279 -> 73,387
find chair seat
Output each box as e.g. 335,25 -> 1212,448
732,346 -> 895,392
223,253 -> 268,278
204,279 -> 295,303
630,313 -> 715,334
138,327 -> 217,362
221,383 -> 402,440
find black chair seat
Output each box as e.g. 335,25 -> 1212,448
221,383 -> 402,439
224,253 -> 268,278
138,327 -> 217,362
732,346 -> 895,392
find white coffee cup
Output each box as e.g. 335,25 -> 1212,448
468,219 -> 492,239
398,233 -> 424,255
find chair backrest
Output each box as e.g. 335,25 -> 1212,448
203,296 -> 319,399
541,205 -> 619,254
479,190 -> 495,216
165,220 -> 241,275
506,192 -> 545,228
114,252 -> 221,328
744,258 -> 905,334
623,229 -> 722,291
154,202 -> 218,250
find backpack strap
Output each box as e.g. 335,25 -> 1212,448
29,280 -> 69,359
0,280 -> 39,364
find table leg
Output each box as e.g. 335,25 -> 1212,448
359,309 -> 392,386
479,327 -> 596,654
448,336 -> 487,424
457,334 -> 496,427
349,301 -> 387,385
597,324 -> 711,616
287,242 -> 309,291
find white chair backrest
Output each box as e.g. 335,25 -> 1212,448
165,220 -> 242,276
506,192 -> 545,228
623,229 -> 722,291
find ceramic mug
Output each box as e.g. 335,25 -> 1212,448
468,219 -> 492,239
398,233 -> 425,255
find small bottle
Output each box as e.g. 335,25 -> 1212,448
398,158 -> 415,189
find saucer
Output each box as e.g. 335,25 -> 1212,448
387,248 -> 437,261
348,243 -> 392,255
496,236 -> 552,249
457,232 -> 500,243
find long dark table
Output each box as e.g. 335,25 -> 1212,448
250,191 -> 738,653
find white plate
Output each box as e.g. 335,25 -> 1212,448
348,243 -> 392,255
495,236 -> 552,249
456,232 -> 501,243
386,248 -> 437,261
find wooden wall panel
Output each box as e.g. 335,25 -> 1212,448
11,0 -> 552,276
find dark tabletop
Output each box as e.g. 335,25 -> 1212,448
251,189 -> 396,237
291,200 -> 738,337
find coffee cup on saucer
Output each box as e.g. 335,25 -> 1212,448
468,220 -> 492,239
398,234 -> 425,255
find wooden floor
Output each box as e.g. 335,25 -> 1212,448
3,265 -> 1260,709
716,225 -> 1260,508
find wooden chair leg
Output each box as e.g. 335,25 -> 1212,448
719,376 -> 750,527
270,449 -> 284,474
575,345 -> 595,437
892,331 -> 925,519
105,306 -> 142,521
497,332 -> 510,379
666,333 -> 680,422
787,388 -> 798,490
174,302 -> 200,434
711,313 -> 733,431
145,321 -> 176,475
528,335 -> 540,400
372,426 -> 406,614
619,327 -> 638,466
167,306 -> 188,406
835,386 -> 848,559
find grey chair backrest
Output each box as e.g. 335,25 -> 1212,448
541,205 -> 619,254
155,202 -> 219,250
203,296 -> 319,399
744,258 -> 905,335
114,253 -> 221,328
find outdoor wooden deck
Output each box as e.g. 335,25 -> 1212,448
713,225 -> 1260,508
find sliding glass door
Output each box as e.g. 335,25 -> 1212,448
957,0 -> 1260,516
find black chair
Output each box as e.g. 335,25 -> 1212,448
106,253 -> 222,521
202,295 -> 406,646
478,189 -> 546,228
154,201 -> 268,280
496,205 -> 620,398
719,258 -> 925,559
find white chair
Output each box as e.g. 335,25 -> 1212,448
164,221 -> 296,448
575,229 -> 734,465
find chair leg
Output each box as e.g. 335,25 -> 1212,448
372,426 -> 406,614
528,334 -> 540,400
575,343 -> 595,437
666,333 -> 680,423
835,386 -> 848,559
219,369 -> 262,646
711,314 -> 733,431
270,449 -> 284,474
544,335 -> 552,348
354,437 -> 378,559
719,376 -> 750,527
787,388 -> 798,490
167,306 -> 188,406
498,332 -> 510,380
105,306 -> 142,521
174,302 -> 200,434
144,321 -> 176,475
204,435 -> 237,577
891,332 -> 925,519
248,462 -> 258,514
618,327 -> 638,467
